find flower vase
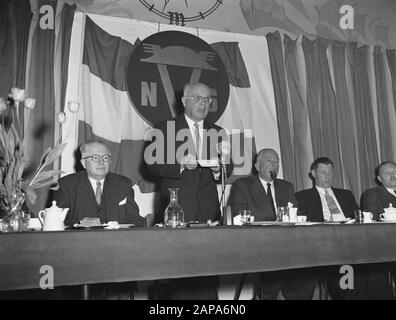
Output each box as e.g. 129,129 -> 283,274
0,193 -> 30,232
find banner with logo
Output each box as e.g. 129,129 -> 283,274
62,12 -> 280,212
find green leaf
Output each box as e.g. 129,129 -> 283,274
39,146 -> 52,165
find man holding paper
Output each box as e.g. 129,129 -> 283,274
147,82 -> 232,224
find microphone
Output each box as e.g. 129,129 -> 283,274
216,141 -> 231,175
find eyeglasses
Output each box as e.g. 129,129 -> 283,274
185,95 -> 212,104
82,154 -> 112,162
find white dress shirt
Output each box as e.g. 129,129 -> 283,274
259,177 -> 277,210
316,186 -> 346,221
185,114 -> 203,159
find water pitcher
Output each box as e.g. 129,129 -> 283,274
164,188 -> 184,228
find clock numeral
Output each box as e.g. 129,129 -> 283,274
168,11 -> 185,26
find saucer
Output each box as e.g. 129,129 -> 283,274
380,218 -> 396,223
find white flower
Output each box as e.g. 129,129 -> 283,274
57,112 -> 66,124
0,97 -> 6,113
24,98 -> 36,110
11,87 -> 26,102
68,101 -> 80,113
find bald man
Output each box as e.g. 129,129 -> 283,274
146,82 -> 232,300
147,82 -> 232,224
230,148 -> 297,220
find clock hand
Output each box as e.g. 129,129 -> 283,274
162,0 -> 169,13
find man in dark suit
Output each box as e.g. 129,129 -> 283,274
361,161 -> 396,219
146,82 -> 232,299
147,82 -> 232,224
230,149 -> 315,300
295,157 -> 357,222
52,140 -> 144,299
359,161 -> 396,300
53,140 -> 144,227
296,157 -> 364,299
230,148 -> 297,220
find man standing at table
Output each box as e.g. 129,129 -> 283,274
53,140 -> 145,227
296,157 -> 363,299
146,82 -> 232,300
359,161 -> 396,299
147,82 -> 232,224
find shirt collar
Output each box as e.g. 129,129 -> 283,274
185,114 -> 203,130
88,176 -> 105,190
315,185 -> 332,195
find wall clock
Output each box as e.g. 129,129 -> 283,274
139,0 -> 223,25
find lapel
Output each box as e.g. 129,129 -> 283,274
78,171 -> 97,206
252,176 -> 272,211
274,179 -> 284,206
103,173 -> 118,214
380,185 -> 396,202
311,187 -> 324,220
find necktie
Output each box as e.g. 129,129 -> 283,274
194,122 -> 200,160
325,189 -> 341,221
266,183 -> 276,218
95,181 -> 102,205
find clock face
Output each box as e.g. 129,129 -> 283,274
139,0 -> 223,25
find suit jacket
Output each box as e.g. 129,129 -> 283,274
230,175 -> 297,221
147,114 -> 233,223
295,187 -> 357,222
360,185 -> 396,220
53,171 -> 144,227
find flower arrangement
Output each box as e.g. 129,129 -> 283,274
0,88 -> 67,229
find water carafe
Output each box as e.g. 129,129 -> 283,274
164,188 -> 184,228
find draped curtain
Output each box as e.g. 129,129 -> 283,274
267,32 -> 396,202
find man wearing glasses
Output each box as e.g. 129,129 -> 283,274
146,82 -> 232,299
53,140 -> 144,227
147,82 -> 232,225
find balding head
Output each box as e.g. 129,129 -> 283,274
255,148 -> 279,182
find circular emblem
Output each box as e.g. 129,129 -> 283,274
126,30 -> 230,126
139,0 -> 223,25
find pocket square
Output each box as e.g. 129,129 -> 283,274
119,197 -> 127,206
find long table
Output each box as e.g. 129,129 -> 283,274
1,223 -> 396,291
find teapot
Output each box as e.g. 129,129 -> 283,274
383,203 -> 396,215
38,201 -> 69,231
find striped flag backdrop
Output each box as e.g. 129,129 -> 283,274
62,12 -> 279,215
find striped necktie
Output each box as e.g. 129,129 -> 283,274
325,189 -> 341,221
95,181 -> 102,205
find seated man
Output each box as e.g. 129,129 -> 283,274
53,140 -> 145,299
53,140 -> 145,227
361,161 -> 396,219
296,157 -> 363,299
359,161 -> 396,299
230,149 -> 313,300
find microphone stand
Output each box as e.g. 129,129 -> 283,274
219,155 -> 227,224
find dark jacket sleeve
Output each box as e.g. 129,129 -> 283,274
125,183 -> 146,227
229,179 -> 248,216
360,189 -> 383,219
146,121 -> 182,179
